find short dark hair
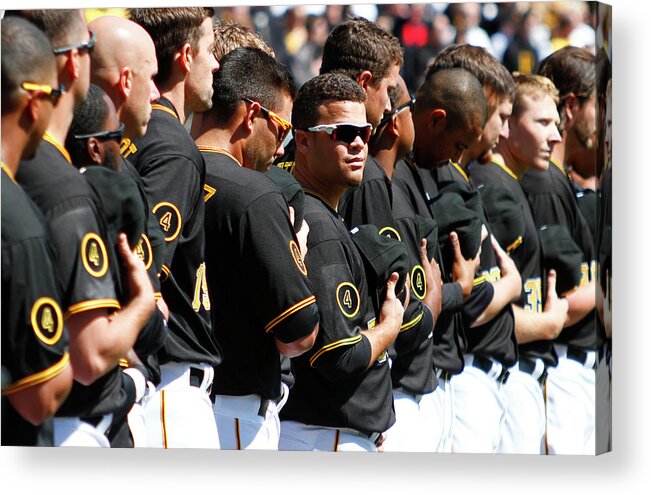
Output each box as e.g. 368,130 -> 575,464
1,16 -> 56,113
129,7 -> 214,86
320,17 -> 403,84
537,46 -> 595,101
66,84 -> 111,166
209,47 -> 296,125
5,9 -> 86,48
427,44 -> 516,105
292,73 -> 366,130
416,68 -> 487,131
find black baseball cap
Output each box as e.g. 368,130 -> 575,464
538,224 -> 584,295
266,164 -> 305,229
477,182 -> 526,253
438,181 -> 485,223
349,224 -> 409,315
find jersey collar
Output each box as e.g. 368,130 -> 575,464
491,156 -> 519,181
197,145 -> 242,167
152,97 -> 181,120
43,131 -> 72,164
451,161 -> 470,183
1,161 -> 17,184
304,188 -> 339,215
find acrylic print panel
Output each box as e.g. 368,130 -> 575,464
1,0 -> 611,457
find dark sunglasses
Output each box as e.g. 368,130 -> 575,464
53,30 -> 95,55
305,122 -> 373,145
242,97 -> 292,144
376,95 -> 416,132
74,122 -> 125,143
21,81 -> 65,102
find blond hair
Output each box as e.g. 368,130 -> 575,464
512,74 -> 559,117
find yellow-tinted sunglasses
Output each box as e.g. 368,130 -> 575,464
242,97 -> 292,144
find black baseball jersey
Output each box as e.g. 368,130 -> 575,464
520,160 -> 601,350
1,167 -> 70,446
280,193 -> 395,435
125,97 -> 220,367
273,136 -> 296,174
468,159 -> 557,366
200,148 -> 318,400
435,162 -> 518,366
392,157 -> 466,374
17,135 -> 130,418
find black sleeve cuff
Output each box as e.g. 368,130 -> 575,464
394,305 -> 434,355
313,332 -> 372,382
133,308 -> 168,357
462,282 -> 495,325
442,282 -> 464,313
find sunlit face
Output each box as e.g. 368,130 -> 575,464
245,94 -> 293,173
366,63 -> 400,129
471,97 -> 513,165
123,41 -> 159,139
508,93 -> 562,171
185,17 -> 220,114
395,80 -> 415,159
303,100 -> 368,190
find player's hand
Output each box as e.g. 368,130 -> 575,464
491,235 -> 521,302
420,239 -> 442,320
542,269 -> 569,340
450,231 -> 479,301
118,232 -> 155,310
379,272 -> 406,333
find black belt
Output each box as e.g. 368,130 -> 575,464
189,366 -> 212,394
471,355 -> 510,384
518,358 -> 547,385
567,347 -> 596,369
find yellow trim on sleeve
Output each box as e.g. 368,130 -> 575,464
400,311 -> 424,333
309,335 -> 363,368
152,103 -> 179,119
65,299 -> 121,318
506,236 -> 523,253
473,274 -> 489,286
264,295 -> 316,334
154,292 -> 163,301
2,353 -> 70,395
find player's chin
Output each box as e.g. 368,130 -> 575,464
531,157 -> 550,171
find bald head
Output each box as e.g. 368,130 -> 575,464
89,15 -> 159,139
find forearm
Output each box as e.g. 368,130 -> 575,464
361,317 -> 402,368
471,277 -> 519,328
564,281 -> 596,327
512,304 -> 561,344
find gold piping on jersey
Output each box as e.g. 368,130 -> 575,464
379,226 -> 401,241
264,295 -> 316,334
309,335 -> 363,368
43,131 -> 72,164
152,103 -> 179,119
334,429 -> 340,452
2,352 -> 70,395
152,201 -> 182,242
473,274 -> 489,286
30,297 -> 64,345
1,161 -> 17,183
161,389 -> 168,448
335,282 -> 361,318
197,145 -> 242,166
506,236 -> 523,253
154,292 -> 163,301
235,418 -> 242,450
203,183 -> 217,202
160,264 -> 170,282
491,157 -> 519,181
65,298 -> 121,318
289,240 -> 308,276
81,232 -> 109,278
400,311 -> 424,333
451,162 -> 470,183
118,359 -> 129,368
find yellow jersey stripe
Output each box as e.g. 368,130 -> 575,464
152,103 -> 178,119
264,295 -> 316,334
400,311 -> 424,333
309,335 -> 363,368
1,161 -> 17,183
550,157 -> 567,176
491,157 -> 519,181
2,353 -> 70,395
451,162 -> 470,183
65,299 -> 121,318
506,236 -> 523,253
473,274 -> 489,286
43,131 -> 72,164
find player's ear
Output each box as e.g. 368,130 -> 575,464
294,130 -> 310,154
430,108 -> 447,134
387,114 -> 400,137
563,93 -> 577,124
119,67 -> 132,99
356,70 -> 374,93
86,137 -> 104,166
178,43 -> 193,76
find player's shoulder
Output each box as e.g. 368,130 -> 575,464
1,173 -> 49,244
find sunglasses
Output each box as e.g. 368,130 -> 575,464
305,122 -> 373,145
21,81 -> 66,102
376,95 -> 416,132
74,122 -> 125,143
242,97 -> 292,144
53,30 -> 96,55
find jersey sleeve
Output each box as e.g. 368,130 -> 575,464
137,154 -> 203,270
1,238 -> 69,396
242,192 -> 319,344
303,238 -> 372,381
47,197 -> 119,316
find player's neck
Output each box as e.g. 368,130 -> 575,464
195,127 -> 245,166
496,141 -> 527,179
0,121 -> 23,175
160,85 -> 187,124
294,160 -> 343,212
551,138 -> 567,168
45,92 -> 76,146
371,147 -> 397,180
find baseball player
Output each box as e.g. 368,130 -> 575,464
192,47 -> 319,450
391,67 -> 486,452
426,45 -> 522,453
11,8 -> 155,448
127,7 -> 221,449
518,46 -> 601,455
468,74 -> 570,454
279,73 -> 406,452
365,74 -> 444,452
1,16 -> 73,447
